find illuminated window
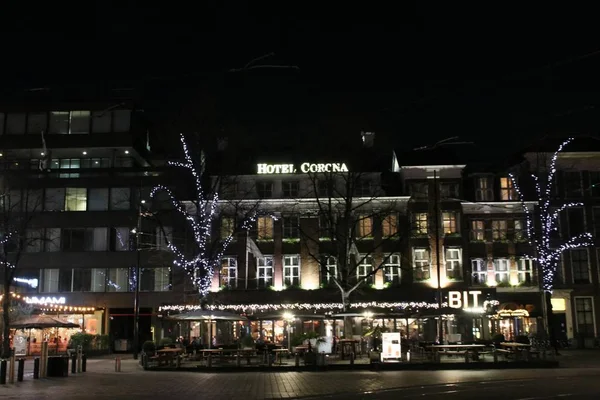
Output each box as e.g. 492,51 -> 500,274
413,213 -> 428,235
221,217 -> 235,239
69,111 -> 90,134
445,247 -> 462,280
470,220 -> 485,241
475,177 -> 493,201
382,213 -> 397,237
283,255 -> 300,286
65,188 -> 87,211
324,256 -> 337,284
257,256 -> 274,288
517,258 -> 533,284
500,177 -> 517,200
413,248 -> 430,281
442,211 -> 458,234
220,257 -> 237,288
356,256 -> 373,283
493,258 -> 509,283
257,216 -> 273,240
383,254 -> 401,285
514,219 -> 527,241
107,268 -> 129,292
471,259 -> 487,284
492,220 -> 508,240
357,215 -> 373,238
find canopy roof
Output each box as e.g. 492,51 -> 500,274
167,310 -> 247,321
11,314 -> 80,330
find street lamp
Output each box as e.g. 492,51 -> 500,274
132,199 -> 145,360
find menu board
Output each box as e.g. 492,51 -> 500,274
381,332 -> 401,360
14,335 -> 27,356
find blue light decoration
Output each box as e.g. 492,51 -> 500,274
510,137 -> 594,292
151,133 -> 257,297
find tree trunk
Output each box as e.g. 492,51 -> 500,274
545,290 -> 558,354
2,281 -> 11,358
340,290 -> 353,339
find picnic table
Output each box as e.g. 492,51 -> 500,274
201,348 -> 257,366
155,348 -> 183,366
427,344 -> 487,363
498,342 -> 535,361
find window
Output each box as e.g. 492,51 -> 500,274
44,188 -> 65,211
221,217 -> 235,239
413,248 -> 430,281
113,110 -> 131,132
383,254 -> 401,285
88,188 -> 109,211
61,228 -> 107,251
575,297 -> 595,337
324,256 -> 337,284
567,207 -> 585,237
5,113 -> 26,134
356,256 -> 373,283
594,207 -> 600,237
571,249 -> 590,284
442,212 -> 458,234
445,247 -> 462,280
563,171 -> 582,197
58,269 -> 72,292
110,188 -> 131,210
382,213 -> 397,237
470,220 -> 485,241
69,111 -> 90,134
517,258 -> 533,284
45,228 -> 61,252
475,177 -> 493,201
141,267 -> 171,291
65,188 -> 87,211
156,227 -> 173,251
91,111 -> 112,133
589,171 -> 600,197
283,255 -> 300,286
81,158 -> 110,168
355,180 -> 371,197
41,269 -> 59,292
257,182 -> 273,198
319,214 -> 332,238
282,181 -> 299,197
410,183 -> 428,199
25,229 -> 43,253
256,216 -> 273,240
257,256 -> 274,288
115,157 -> 134,168
471,259 -> 487,285
49,111 -> 69,134
500,177 -> 517,200
110,227 -> 130,251
91,268 -> 106,292
440,183 -> 459,198
413,213 -> 428,235
283,216 -> 299,238
357,215 -> 373,238
72,269 -> 92,292
27,112 -> 47,134
107,268 -> 130,292
492,220 -> 508,241
493,258 -> 509,284
318,180 -> 334,197
514,219 -> 527,241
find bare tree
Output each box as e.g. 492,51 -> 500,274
0,181 -> 45,357
511,137 -> 594,348
298,169 -> 406,337
151,133 -> 260,299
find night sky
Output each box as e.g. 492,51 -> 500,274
2,3 -> 600,153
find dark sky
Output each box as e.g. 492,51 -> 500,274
2,3 -> 600,152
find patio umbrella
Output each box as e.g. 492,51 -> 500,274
11,314 -> 80,329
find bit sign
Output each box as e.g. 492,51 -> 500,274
448,291 -> 483,309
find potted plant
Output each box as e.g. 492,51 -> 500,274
364,326 -> 388,362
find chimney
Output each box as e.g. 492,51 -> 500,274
361,131 -> 375,148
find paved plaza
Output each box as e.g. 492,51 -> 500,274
1,350 -> 600,399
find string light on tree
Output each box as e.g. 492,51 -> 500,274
151,133 -> 257,297
510,137 -> 594,293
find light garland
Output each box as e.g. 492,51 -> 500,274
151,133 -> 257,297
510,137 -> 595,292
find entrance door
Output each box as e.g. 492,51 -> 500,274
553,313 -> 568,341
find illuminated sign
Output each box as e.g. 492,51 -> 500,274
257,163 -> 349,174
448,291 -> 482,309
24,296 -> 66,305
14,277 -> 39,289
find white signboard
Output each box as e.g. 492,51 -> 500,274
14,334 -> 27,356
257,162 -> 349,174
381,332 -> 401,361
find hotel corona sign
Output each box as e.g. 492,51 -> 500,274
257,163 -> 349,174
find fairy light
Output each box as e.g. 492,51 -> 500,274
510,137 -> 595,292
151,133 -> 258,297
